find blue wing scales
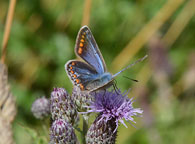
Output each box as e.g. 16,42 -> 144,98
75,26 -> 107,74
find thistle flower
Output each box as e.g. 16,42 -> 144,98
31,96 -> 50,119
72,87 -> 93,112
50,119 -> 79,144
87,90 -> 143,131
50,88 -> 79,126
86,115 -> 117,144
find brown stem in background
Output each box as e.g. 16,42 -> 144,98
1,0 -> 17,64
111,0 -> 184,72
130,0 -> 195,97
81,0 -> 92,26
162,0 -> 195,48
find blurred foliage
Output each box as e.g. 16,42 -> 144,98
0,0 -> 195,144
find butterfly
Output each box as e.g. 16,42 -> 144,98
65,26 -> 147,92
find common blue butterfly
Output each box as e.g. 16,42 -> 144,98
65,26 -> 147,91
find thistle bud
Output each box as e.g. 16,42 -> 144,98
50,88 -> 79,126
72,87 -> 93,112
50,119 -> 79,144
86,116 -> 117,144
31,97 -> 50,119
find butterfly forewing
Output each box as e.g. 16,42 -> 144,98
65,60 -> 99,91
75,26 -> 107,74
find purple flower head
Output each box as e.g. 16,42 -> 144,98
88,90 -> 143,131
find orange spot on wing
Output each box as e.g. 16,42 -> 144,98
81,35 -> 85,38
70,66 -> 73,70
79,43 -> 84,47
76,79 -> 80,83
72,62 -> 75,65
80,39 -> 84,42
80,84 -> 84,90
78,48 -> 82,54
73,75 -> 77,78
71,70 -> 74,74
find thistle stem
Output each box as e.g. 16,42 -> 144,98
82,115 -> 89,144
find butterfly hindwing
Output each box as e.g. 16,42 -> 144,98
65,60 -> 99,90
75,26 -> 107,74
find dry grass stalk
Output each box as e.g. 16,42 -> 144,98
132,0 -> 195,97
162,0 -> 195,47
111,0 -> 184,72
1,0 -> 16,64
81,0 -> 92,26
0,63 -> 17,144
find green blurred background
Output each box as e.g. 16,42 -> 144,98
0,0 -> 195,143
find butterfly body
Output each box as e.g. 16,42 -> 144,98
65,26 -> 147,92
84,72 -> 113,91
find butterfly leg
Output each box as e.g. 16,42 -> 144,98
113,80 -> 120,95
102,89 -> 106,97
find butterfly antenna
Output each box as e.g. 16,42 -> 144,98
123,76 -> 139,82
112,55 -> 148,78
